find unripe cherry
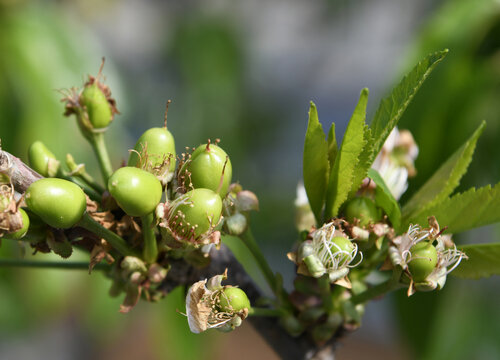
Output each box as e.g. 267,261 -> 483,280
28,141 -> 60,177
25,178 -> 86,229
169,188 -> 222,240
182,142 -> 232,197
343,197 -> 381,227
408,241 -> 438,282
108,167 -> 162,217
8,208 -> 30,239
218,287 -> 251,312
80,83 -> 113,129
128,127 -> 176,172
329,236 -> 355,264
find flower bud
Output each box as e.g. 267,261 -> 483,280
225,213 -> 247,235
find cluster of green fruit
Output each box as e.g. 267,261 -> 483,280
7,65 -> 234,265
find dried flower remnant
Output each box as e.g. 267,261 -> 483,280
289,221 -> 363,286
389,216 -> 467,296
371,127 -> 418,200
185,271 -> 250,333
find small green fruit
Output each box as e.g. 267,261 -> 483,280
170,188 -> 222,239
343,197 -> 381,227
80,84 -> 113,129
8,208 -> 30,239
128,127 -> 176,172
182,143 -> 232,197
329,236 -> 355,264
25,178 -> 86,228
408,242 -> 438,282
108,167 -> 162,217
28,141 -> 60,177
218,287 -> 250,312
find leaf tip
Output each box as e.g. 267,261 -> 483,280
360,88 -> 369,96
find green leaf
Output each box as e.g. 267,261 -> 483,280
370,50 -> 448,159
409,182 -> 500,234
327,122 -> 337,170
451,243 -> 500,279
325,88 -> 368,219
402,121 -> 485,226
303,102 -> 329,224
367,168 -> 401,229
349,124 -> 374,197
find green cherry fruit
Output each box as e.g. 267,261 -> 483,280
28,141 -> 60,177
80,84 -> 113,129
25,178 -> 86,229
170,188 -> 222,239
408,242 -> 438,283
108,167 -> 162,217
218,287 -> 251,312
8,208 -> 30,239
128,127 -> 176,172
343,197 -> 381,227
330,236 -> 355,264
183,143 -> 232,197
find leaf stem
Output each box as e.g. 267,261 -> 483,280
239,229 -> 277,294
350,266 -> 403,305
0,259 -> 110,270
89,132 -> 113,185
78,213 -> 137,257
141,213 -> 158,263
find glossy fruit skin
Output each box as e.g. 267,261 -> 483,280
171,188 -> 222,239
28,141 -> 58,177
218,287 -> 251,312
108,167 -> 162,217
183,144 -> 232,197
25,178 -> 86,229
128,127 -> 176,172
8,208 -> 30,239
80,84 -> 112,129
330,236 -> 355,264
408,242 -> 438,282
343,197 -> 381,227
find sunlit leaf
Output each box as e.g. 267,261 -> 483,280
370,50 -> 448,160
452,243 -> 500,279
303,102 -> 329,224
410,182 -> 500,234
402,121 -> 485,227
325,88 -> 368,219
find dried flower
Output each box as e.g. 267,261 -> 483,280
185,271 -> 250,333
289,222 -> 362,286
389,217 -> 467,295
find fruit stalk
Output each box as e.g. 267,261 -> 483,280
141,212 -> 158,263
78,213 -> 137,257
89,132 -> 113,184
0,259 -> 110,270
350,266 -> 403,305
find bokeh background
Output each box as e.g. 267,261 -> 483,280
1,0 -> 499,359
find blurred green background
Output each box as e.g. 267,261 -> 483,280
0,0 -> 499,359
